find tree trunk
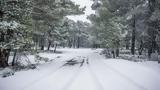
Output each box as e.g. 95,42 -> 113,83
148,37 -> 157,58
35,42 -> 38,51
41,45 -> 44,50
77,37 -> 80,48
0,48 -> 9,68
147,25 -> 157,58
116,48 -> 119,57
54,44 -> 57,53
131,15 -> 136,55
138,48 -> 143,55
73,37 -> 76,48
12,49 -> 17,66
148,47 -> 152,58
68,39 -> 72,48
40,34 -> 45,50
126,45 -> 129,50
6,49 -> 11,63
138,40 -> 143,55
157,46 -> 160,55
0,10 -> 4,21
47,41 -> 51,50
77,27 -> 81,48
111,50 -> 115,58
147,0 -> 156,58
126,42 -> 130,50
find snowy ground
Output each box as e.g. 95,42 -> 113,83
0,48 -> 160,90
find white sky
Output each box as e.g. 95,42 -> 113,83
67,0 -> 95,23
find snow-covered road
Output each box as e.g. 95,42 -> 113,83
0,49 -> 160,90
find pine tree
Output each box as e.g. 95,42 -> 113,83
32,0 -> 85,50
0,0 -> 33,67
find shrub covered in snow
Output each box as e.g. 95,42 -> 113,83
119,50 -> 131,54
150,52 -> 159,61
119,54 -> 148,62
100,49 -> 112,58
35,55 -> 52,64
12,64 -> 37,71
0,68 -> 15,78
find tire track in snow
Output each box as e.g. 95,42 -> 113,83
86,57 -> 106,90
21,56 -> 86,90
20,64 -> 64,90
61,58 -> 88,90
64,58 -> 105,90
97,59 -> 149,90
61,57 -> 91,90
57,57 -> 94,90
22,63 -> 82,90
87,64 -> 106,90
61,64 -> 83,90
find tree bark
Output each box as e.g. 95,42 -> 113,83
68,39 -> 72,48
73,37 -> 76,48
0,48 -> 9,68
116,48 -> 119,57
77,37 -> 80,48
138,40 -> 143,55
47,41 -> 51,50
148,35 -> 157,57
6,49 -> 11,63
40,34 -> 45,50
54,44 -> 57,53
157,46 -> 160,55
111,50 -> 115,58
131,15 -> 136,55
147,0 -> 157,58
12,49 -> 17,66
126,41 -> 130,50
41,45 -> 44,50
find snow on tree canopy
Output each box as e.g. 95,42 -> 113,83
0,21 -> 22,30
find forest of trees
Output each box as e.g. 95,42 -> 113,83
89,0 -> 160,58
0,0 -> 89,67
0,0 -> 160,68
